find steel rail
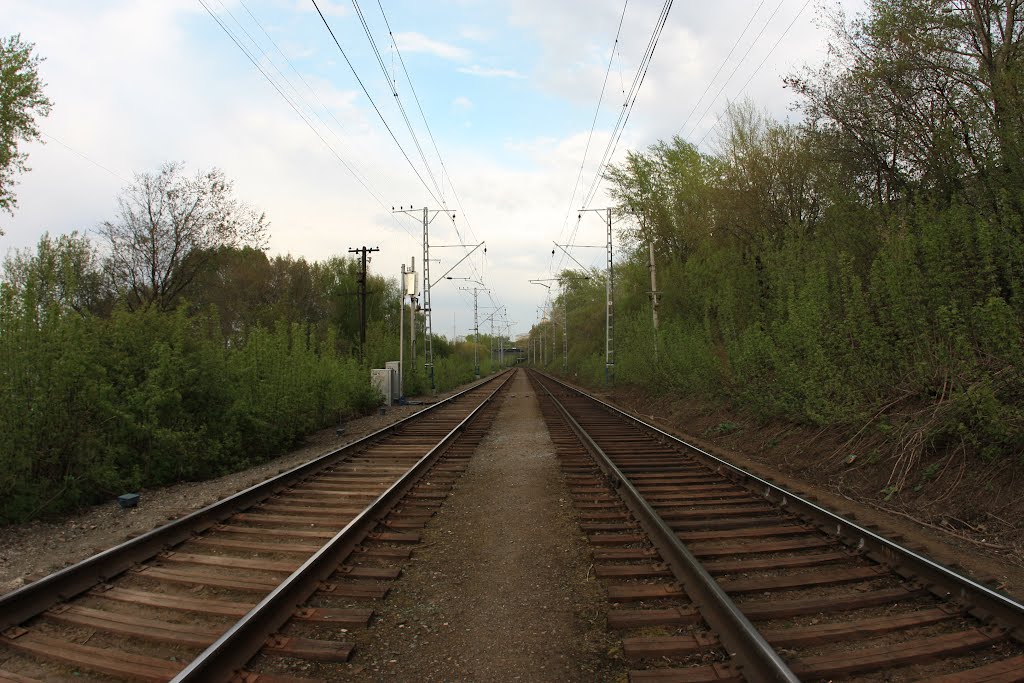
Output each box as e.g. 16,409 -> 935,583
532,371 -> 800,683
171,368 -> 515,681
534,370 -> 1024,639
0,370 -> 508,631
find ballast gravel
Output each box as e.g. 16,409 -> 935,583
342,371 -> 620,681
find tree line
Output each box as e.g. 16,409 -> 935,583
0,33 -> 508,523
0,170 -> 494,524
528,1 -> 1024,493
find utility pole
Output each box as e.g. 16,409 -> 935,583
394,207 -> 480,394
533,275 -> 589,373
400,263 -> 405,399
550,302 -> 555,364
458,285 -> 488,378
562,281 -> 568,371
422,208 -> 433,392
409,257 -> 417,365
555,206 -> 614,385
649,240 -> 660,363
606,206 -> 614,385
399,257 -> 417,400
536,307 -> 545,366
529,280 -> 551,367
480,306 -> 503,374
348,245 -> 380,361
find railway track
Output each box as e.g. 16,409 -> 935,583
3,366 -> 1023,682
0,369 -> 514,683
529,369 -> 1024,682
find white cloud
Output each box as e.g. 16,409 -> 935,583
458,65 -> 524,79
459,25 -> 493,42
0,0 -> 869,338
393,31 -> 469,61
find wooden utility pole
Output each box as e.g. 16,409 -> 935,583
348,245 -> 379,360
649,240 -> 660,363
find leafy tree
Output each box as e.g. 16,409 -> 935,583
0,34 -> 52,232
712,100 -> 824,247
786,0 -> 1024,209
99,162 -> 268,311
604,136 -> 718,262
3,232 -> 108,318
183,246 -> 274,337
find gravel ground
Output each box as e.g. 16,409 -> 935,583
343,370 -> 618,681
0,399 -> 450,595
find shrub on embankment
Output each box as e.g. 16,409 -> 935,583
526,2 -> 1024,493
0,293 -> 379,524
0,230 -> 500,525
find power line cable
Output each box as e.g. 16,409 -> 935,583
41,133 -> 129,183
675,0 -> 766,136
555,1 -> 629,253
555,1 -> 673,274
351,0 -> 446,203
198,0 -> 415,240
309,0 -> 444,207
369,3 -> 492,301
335,0 -> 493,298
696,0 -> 813,148
235,1 -> 400,213
375,1 -> 480,249
580,0 -> 673,210
681,0 -> 785,142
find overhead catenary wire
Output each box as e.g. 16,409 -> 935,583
355,1 -> 491,298
696,0 -> 813,148
675,0 -> 767,137
554,1 -> 630,252
309,0 -> 445,208
681,0 -> 786,142
236,0 -> 384,198
375,1 -> 482,252
554,0 -> 673,277
350,0 -> 446,204
578,0 -> 674,211
197,0 -> 415,240
369,1 -> 488,289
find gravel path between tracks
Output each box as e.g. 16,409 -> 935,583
0,399 -> 446,594
345,370 -> 618,682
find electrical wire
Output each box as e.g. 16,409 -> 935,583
555,1 -> 629,252
42,133 -> 129,183
198,0 -> 415,240
310,0 -> 444,207
675,0 -> 766,136
351,0 -> 445,203
555,0 -> 673,276
579,0 -> 674,210
375,1 -> 481,251
351,1 -> 491,301
696,0 -> 813,147
681,0 -> 785,142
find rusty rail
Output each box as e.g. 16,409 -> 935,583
170,369 -> 515,681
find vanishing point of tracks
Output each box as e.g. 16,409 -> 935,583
2,366 -> 1023,682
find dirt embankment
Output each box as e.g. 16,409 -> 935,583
606,385 -> 1024,599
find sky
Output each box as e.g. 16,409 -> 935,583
1,0 -> 865,340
